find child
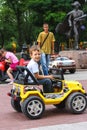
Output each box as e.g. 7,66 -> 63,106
0,48 -> 19,84
27,45 -> 54,93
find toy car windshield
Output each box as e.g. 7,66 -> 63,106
49,68 -> 64,80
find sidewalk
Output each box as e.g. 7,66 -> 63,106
25,122 -> 87,130
77,69 -> 87,71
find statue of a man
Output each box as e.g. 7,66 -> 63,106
67,1 -> 84,49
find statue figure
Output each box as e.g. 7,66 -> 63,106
67,1 -> 84,49
55,1 -> 87,50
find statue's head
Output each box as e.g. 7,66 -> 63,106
71,1 -> 81,8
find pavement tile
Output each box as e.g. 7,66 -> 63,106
24,122 -> 87,130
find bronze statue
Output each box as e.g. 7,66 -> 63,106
55,1 -> 87,50
67,1 -> 84,49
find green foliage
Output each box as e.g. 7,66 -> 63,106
4,42 -> 20,52
0,0 -> 87,52
4,42 -> 13,51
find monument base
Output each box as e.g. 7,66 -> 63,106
59,50 -> 87,69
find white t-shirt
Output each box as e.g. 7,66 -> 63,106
27,59 -> 39,82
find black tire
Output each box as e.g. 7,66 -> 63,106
54,101 -> 65,109
62,69 -> 66,73
53,65 -> 57,68
65,92 -> 87,114
21,96 -> 45,119
11,98 -> 22,112
69,69 -> 76,73
0,71 -> 7,81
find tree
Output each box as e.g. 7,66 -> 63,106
0,0 -> 17,47
0,0 -> 87,51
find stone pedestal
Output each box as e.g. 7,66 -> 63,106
59,50 -> 87,69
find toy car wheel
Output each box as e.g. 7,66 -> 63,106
53,65 -> 57,68
21,96 -> 45,119
62,69 -> 66,73
65,92 -> 87,114
11,98 -> 22,112
69,69 -> 76,73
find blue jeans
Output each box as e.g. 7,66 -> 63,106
40,53 -> 50,75
38,78 -> 53,93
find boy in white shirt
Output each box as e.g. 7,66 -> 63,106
27,45 -> 54,93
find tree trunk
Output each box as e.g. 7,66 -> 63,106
16,11 -> 24,48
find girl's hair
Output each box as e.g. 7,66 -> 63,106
29,45 -> 40,55
0,48 -> 6,54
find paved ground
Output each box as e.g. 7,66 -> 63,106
27,122 -> 87,130
64,69 -> 87,80
0,70 -> 87,130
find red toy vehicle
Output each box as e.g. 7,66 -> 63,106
0,56 -> 8,81
0,54 -> 30,82
0,44 -> 30,82
0,60 -> 6,71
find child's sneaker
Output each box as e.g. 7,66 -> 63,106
8,81 -> 13,85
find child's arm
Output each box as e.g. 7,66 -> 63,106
5,58 -> 12,63
34,73 -> 54,80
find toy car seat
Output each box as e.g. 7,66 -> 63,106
14,66 -> 39,85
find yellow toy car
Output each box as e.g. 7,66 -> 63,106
8,66 -> 87,119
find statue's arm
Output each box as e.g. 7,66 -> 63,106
68,14 -> 73,27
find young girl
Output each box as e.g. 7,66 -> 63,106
0,48 -> 19,84
27,45 -> 54,93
